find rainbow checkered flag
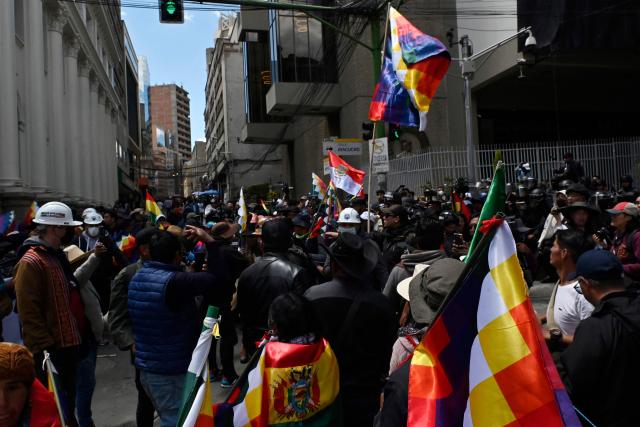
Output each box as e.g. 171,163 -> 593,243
43,351 -> 70,426
407,218 -> 581,426
177,306 -> 221,426
212,339 -> 341,426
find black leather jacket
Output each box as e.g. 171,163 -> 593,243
236,252 -> 313,336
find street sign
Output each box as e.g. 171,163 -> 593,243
372,137 -> 389,173
322,137 -> 362,156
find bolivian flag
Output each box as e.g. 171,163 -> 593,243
213,339 -> 342,426
145,191 -> 163,224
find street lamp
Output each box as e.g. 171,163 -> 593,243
457,27 -> 536,181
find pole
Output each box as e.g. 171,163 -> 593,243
367,2 -> 391,233
464,72 -> 475,182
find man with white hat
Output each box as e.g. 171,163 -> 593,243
13,201 -> 84,424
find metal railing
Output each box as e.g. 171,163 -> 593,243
386,137 -> 640,192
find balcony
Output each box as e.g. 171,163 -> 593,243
241,122 -> 291,144
265,82 -> 341,117
238,7 -> 269,41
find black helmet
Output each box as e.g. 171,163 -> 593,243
621,175 -> 633,184
529,188 -> 546,199
558,179 -> 574,190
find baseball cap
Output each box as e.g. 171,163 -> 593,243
576,249 -> 624,281
607,201 -> 640,218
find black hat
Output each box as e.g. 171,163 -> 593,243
558,201 -> 599,215
381,204 -> 407,218
135,227 -> 160,247
292,214 -> 311,229
566,183 -> 590,199
323,233 -> 378,278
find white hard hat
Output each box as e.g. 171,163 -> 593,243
33,202 -> 82,227
360,211 -> 378,222
338,208 -> 361,224
83,212 -> 103,225
82,207 -> 97,219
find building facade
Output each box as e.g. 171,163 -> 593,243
205,14 -> 286,201
183,140 -> 207,196
0,0 -> 130,212
149,84 -> 192,161
148,84 -> 192,198
237,2 -> 460,196
121,22 -> 142,206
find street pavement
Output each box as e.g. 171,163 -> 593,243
93,340 -> 244,426
93,282 -> 555,426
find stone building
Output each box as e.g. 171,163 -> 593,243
0,0 -> 136,212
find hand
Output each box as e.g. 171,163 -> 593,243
516,242 -> 531,255
592,234 -> 604,247
184,225 -> 214,244
541,328 -> 551,341
94,242 -> 107,256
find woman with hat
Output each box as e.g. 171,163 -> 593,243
599,202 -> 640,281
559,201 -> 600,236
63,245 -> 106,427
0,342 -> 60,426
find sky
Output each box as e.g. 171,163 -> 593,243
122,5 -> 228,146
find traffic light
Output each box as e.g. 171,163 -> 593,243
159,0 -> 184,24
362,122 -> 374,141
389,124 -> 401,142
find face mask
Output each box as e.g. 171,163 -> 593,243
338,226 -> 357,235
87,226 -> 100,238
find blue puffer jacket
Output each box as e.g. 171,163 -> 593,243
128,261 -> 200,375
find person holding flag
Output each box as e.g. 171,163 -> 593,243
128,226 -> 229,427
13,201 -> 84,425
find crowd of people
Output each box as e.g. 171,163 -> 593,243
1,152 -> 640,426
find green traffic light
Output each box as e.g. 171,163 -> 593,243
165,0 -> 176,14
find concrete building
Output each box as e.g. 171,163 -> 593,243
183,140 -> 207,196
148,84 -> 191,198
121,23 -> 142,206
149,84 -> 192,160
237,3 -> 459,196
0,0 -> 130,212
205,14 -> 286,201
237,0 -> 640,195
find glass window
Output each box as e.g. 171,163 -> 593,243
270,6 -> 337,83
278,13 -> 295,81
14,0 -> 25,41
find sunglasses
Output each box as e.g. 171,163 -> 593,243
574,276 -> 587,295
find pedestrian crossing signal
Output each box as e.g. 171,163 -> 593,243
159,0 -> 184,23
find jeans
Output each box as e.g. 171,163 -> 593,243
139,370 -> 185,427
76,342 -> 97,427
135,365 -> 156,427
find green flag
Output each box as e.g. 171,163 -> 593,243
465,152 -> 506,261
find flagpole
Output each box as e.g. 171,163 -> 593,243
367,2 -> 392,233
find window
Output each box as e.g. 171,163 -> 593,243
269,5 -> 337,84
14,0 -> 25,42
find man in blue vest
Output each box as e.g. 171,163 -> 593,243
128,225 -> 228,427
